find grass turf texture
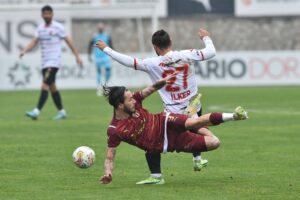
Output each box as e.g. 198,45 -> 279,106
0,86 -> 299,200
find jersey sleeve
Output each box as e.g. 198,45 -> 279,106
103,47 -> 150,72
133,91 -> 144,105
136,57 -> 153,72
180,36 -> 216,61
107,126 -> 121,148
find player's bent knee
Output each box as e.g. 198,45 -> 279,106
205,136 -> 220,151
213,137 -> 221,149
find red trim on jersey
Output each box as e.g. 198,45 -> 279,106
134,58 -> 137,70
200,51 -> 204,60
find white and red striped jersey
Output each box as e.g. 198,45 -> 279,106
35,20 -> 67,69
103,36 -> 216,113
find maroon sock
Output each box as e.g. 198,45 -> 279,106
209,112 -> 224,125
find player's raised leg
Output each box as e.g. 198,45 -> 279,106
185,106 -> 248,131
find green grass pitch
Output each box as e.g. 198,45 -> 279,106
0,86 -> 299,200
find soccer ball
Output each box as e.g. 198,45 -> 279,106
72,146 -> 96,168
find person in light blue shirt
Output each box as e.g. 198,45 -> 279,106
88,22 -> 113,94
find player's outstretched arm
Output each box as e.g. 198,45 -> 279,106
198,28 -> 216,60
95,40 -> 146,71
19,37 -> 39,58
100,147 -> 116,184
182,28 -> 216,61
141,72 -> 177,99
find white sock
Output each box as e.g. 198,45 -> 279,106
33,108 -> 40,115
193,156 -> 201,161
151,173 -> 162,178
222,113 -> 234,121
59,109 -> 66,115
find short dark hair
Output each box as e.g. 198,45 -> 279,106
41,5 -> 53,13
152,29 -> 171,49
103,85 -> 127,109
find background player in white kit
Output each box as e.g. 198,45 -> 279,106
20,5 -> 82,120
96,28 -> 216,184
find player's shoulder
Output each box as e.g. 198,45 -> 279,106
107,119 -> 118,133
109,117 -> 119,126
89,33 -> 97,42
107,124 -> 117,132
52,20 -> 65,30
52,20 -> 64,26
161,50 -> 185,60
178,49 -> 199,56
170,49 -> 195,61
92,33 -> 99,38
143,55 -> 162,66
173,49 -> 193,56
92,33 -> 105,41
103,32 -> 110,37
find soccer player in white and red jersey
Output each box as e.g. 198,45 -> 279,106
99,74 -> 248,184
20,5 -> 82,120
96,28 -> 216,184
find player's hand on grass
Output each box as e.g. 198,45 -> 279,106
100,174 -> 112,184
198,28 -> 210,40
95,40 -> 107,50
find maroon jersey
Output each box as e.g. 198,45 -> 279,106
107,91 -> 165,152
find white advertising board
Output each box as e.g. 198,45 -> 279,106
0,54 -> 151,91
235,0 -> 300,17
1,51 -> 300,91
194,51 -> 300,86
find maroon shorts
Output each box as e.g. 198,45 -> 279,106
166,113 -> 207,153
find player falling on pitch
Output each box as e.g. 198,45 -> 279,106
99,73 -> 248,184
96,28 -> 217,184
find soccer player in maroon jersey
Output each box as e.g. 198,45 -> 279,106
99,74 -> 248,184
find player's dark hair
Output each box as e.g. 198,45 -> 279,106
152,29 -> 171,49
41,5 -> 53,13
103,85 -> 127,109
